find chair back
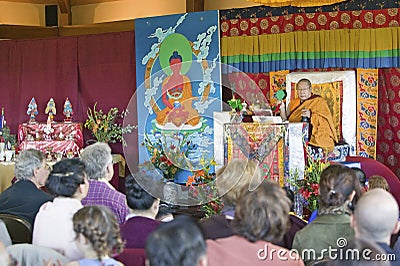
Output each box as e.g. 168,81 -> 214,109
0,214 -> 32,244
115,248 -> 146,266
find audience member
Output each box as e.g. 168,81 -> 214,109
281,186 -> 308,249
8,243 -> 69,266
200,159 -> 262,240
0,221 -> 11,247
0,149 -> 53,228
32,158 -> 89,260
292,164 -> 360,265
368,175 -> 390,191
120,173 -> 161,248
308,166 -> 365,223
80,142 -> 129,224
0,241 -> 17,266
64,206 -> 124,266
352,167 -> 367,192
146,215 -> 207,266
351,189 -> 399,265
156,203 -> 174,222
327,237 -> 390,266
207,179 -> 304,266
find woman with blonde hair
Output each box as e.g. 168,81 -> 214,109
200,159 -> 262,239
368,175 -> 390,191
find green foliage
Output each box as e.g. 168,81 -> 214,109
84,103 -> 136,146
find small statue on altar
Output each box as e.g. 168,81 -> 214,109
0,108 -> 4,132
63,98 -> 73,123
45,98 -> 56,123
27,97 -> 38,124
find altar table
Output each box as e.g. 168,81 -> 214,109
17,122 -> 83,154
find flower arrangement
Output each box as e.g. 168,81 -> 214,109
141,133 -> 195,181
1,126 -> 16,150
289,154 -> 330,213
84,103 -> 136,146
186,158 -> 224,218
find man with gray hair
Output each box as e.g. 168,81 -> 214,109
0,149 -> 53,228
351,189 -> 400,265
80,142 -> 129,224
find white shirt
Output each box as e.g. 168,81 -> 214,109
32,197 -> 84,260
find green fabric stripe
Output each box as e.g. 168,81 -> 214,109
222,50 -> 400,63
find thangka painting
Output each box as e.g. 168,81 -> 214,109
135,11 -> 222,185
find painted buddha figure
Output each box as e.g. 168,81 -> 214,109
156,51 -> 200,127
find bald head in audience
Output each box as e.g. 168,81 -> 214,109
351,189 -> 400,244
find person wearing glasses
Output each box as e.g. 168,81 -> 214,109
0,149 -> 53,228
279,78 -> 338,152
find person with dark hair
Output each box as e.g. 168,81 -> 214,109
120,173 -> 161,248
279,78 -> 338,152
146,215 -> 207,266
293,164 -> 361,265
65,205 -> 124,266
308,166 -> 366,223
0,149 -> 53,228
281,186 -> 308,249
32,158 -> 88,260
351,167 -> 367,191
207,180 -> 304,265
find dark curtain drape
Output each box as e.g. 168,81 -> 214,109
0,31 -> 137,167
377,68 -> 400,178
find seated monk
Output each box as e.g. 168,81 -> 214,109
155,51 -> 200,127
279,78 -> 338,152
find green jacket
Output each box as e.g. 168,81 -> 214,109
292,214 -> 354,265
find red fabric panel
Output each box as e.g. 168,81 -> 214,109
76,31 -> 136,155
0,31 -> 138,174
221,9 -> 400,37
376,69 -> 400,178
0,36 -> 78,136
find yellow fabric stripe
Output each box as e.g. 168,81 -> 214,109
221,27 -> 400,56
247,0 -> 347,8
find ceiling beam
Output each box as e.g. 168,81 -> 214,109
70,0 -> 119,5
0,24 -> 58,39
0,20 -> 134,39
186,0 -> 204,12
57,0 -> 70,13
0,0 -> 56,3
0,0 -> 119,5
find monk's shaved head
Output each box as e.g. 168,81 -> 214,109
353,189 -> 399,243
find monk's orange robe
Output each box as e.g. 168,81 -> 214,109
288,95 -> 338,152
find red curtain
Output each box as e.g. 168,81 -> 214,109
0,31 -> 137,163
377,68 -> 400,178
